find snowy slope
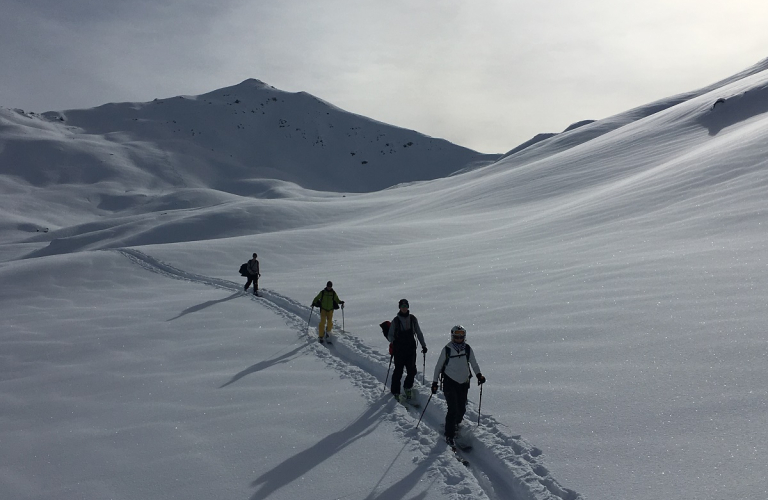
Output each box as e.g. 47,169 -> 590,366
3,58 -> 768,500
2,78 -> 497,194
498,56 -> 768,165
0,80 -> 497,255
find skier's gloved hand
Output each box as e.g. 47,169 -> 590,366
477,374 -> 486,386
421,346 -> 428,354
340,301 -> 345,309
431,382 -> 438,394
389,343 -> 393,355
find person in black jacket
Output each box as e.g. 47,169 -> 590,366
244,253 -> 260,296
387,299 -> 428,403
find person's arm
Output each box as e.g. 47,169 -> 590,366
468,348 -> 483,383
387,320 -> 397,343
432,347 -> 446,383
412,317 -> 427,351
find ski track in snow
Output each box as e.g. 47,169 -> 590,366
115,248 -> 582,500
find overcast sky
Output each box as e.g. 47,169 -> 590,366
2,0 -> 767,153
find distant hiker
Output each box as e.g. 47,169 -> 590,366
312,281 -> 344,342
431,325 -> 485,447
387,299 -> 428,403
243,253 -> 260,296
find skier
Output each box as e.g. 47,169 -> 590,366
431,325 -> 486,447
244,253 -> 261,296
387,299 -> 428,403
311,281 -> 344,342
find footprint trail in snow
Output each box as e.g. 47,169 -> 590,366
116,248 -> 582,500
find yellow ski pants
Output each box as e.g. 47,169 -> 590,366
318,309 -> 334,336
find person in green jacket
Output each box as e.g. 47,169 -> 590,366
312,281 -> 344,342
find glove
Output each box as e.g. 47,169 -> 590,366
477,373 -> 486,386
421,346 -> 428,354
388,343 -> 393,355
431,382 -> 438,394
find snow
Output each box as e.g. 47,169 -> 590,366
2,58 -> 768,499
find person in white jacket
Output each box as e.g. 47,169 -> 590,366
431,325 -> 486,446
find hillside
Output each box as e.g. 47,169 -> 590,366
2,59 -> 768,500
0,79 -> 498,253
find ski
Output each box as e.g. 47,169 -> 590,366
394,394 -> 421,408
450,445 -> 470,467
454,432 -> 473,451
400,398 -> 420,408
455,442 -> 472,452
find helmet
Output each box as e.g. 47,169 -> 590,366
326,281 -> 333,287
451,325 -> 466,342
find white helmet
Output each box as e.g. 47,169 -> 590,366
451,325 -> 466,342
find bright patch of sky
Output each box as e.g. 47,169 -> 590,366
2,0 -> 767,152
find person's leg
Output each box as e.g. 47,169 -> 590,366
456,382 -> 470,427
318,310 -> 329,337
244,276 -> 253,291
403,349 -> 418,390
324,309 -> 334,334
391,348 -> 408,395
443,377 -> 460,438
391,357 -> 404,395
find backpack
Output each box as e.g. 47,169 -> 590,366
379,321 -> 391,341
440,344 -> 473,385
313,289 -> 340,310
239,263 -> 248,276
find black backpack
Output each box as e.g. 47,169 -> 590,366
379,321 -> 391,341
439,344 -> 473,385
239,263 -> 248,276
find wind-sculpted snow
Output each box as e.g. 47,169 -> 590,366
698,80 -> 768,135
116,248 -> 582,500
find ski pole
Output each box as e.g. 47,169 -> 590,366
416,392 -> 433,429
383,354 -> 393,393
342,305 -> 345,332
477,384 -> 483,426
422,351 -> 426,385
307,307 -> 314,335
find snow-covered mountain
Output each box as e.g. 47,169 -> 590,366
0,80 -> 497,256
2,78 -> 497,194
2,58 -> 768,500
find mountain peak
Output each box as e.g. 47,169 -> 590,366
236,78 -> 273,89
